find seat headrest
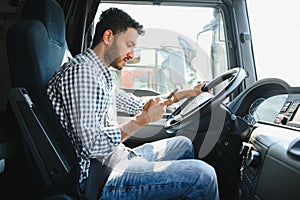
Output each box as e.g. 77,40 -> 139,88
22,0 -> 65,47
6,0 -> 67,92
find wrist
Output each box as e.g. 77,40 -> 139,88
171,93 -> 179,103
120,118 -> 143,141
133,113 -> 150,127
191,88 -> 201,96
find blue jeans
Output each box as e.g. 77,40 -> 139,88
100,136 -> 219,200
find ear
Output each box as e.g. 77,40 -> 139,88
103,29 -> 114,45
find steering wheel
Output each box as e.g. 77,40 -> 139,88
164,67 -> 247,133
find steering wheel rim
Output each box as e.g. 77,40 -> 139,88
164,67 -> 248,132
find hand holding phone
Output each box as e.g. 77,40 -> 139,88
166,88 -> 179,99
163,88 -> 178,106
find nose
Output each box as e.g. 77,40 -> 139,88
127,49 -> 134,60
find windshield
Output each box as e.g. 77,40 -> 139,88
96,3 -> 228,95
247,0 -> 300,86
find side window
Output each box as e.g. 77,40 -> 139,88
96,4 -> 228,95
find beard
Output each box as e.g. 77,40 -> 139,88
104,41 -> 123,70
111,61 -> 123,71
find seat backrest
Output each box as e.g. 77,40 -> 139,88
6,0 -> 109,199
7,0 -> 66,93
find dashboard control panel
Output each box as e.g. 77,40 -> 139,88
276,95 -> 300,128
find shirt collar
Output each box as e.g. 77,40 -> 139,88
84,48 -> 113,89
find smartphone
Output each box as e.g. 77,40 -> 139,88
166,88 -> 178,99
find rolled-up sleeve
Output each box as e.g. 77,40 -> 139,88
115,87 -> 152,115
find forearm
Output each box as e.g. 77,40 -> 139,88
119,97 -> 166,141
173,88 -> 202,102
119,114 -> 149,142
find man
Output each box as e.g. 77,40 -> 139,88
47,7 -> 219,200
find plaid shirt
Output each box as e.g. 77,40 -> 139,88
47,48 -> 146,183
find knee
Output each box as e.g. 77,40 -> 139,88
176,136 -> 194,157
183,161 -> 219,199
196,162 -> 218,191
176,135 -> 193,148
204,164 -> 218,184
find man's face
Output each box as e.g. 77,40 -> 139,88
105,27 -> 138,70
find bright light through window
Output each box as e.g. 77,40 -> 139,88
96,3 -> 228,95
247,0 -> 300,86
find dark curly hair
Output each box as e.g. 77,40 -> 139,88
91,7 -> 144,49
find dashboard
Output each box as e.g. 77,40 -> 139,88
243,92 -> 300,130
276,93 -> 300,128
229,78 -> 300,130
228,78 -> 300,199
243,95 -> 286,125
